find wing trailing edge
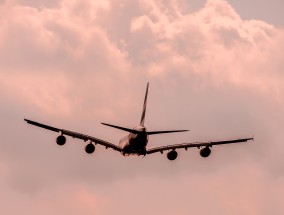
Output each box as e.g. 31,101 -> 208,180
24,119 -> 122,152
146,137 -> 254,154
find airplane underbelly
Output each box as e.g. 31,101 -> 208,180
130,140 -> 146,150
122,133 -> 148,155
130,133 -> 147,148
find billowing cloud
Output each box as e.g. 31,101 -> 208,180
0,0 -> 284,214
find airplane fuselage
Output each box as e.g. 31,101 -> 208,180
119,126 -> 148,156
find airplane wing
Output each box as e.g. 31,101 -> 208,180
146,138 -> 253,154
24,119 -> 122,152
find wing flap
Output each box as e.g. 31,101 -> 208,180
62,129 -> 122,151
146,138 -> 253,154
25,119 -> 122,152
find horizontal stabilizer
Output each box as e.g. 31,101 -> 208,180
147,130 -> 189,135
101,123 -> 139,134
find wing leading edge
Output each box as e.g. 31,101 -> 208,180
24,119 -> 122,152
24,118 -> 253,157
146,138 -> 253,154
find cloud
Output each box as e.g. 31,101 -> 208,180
0,0 -> 284,214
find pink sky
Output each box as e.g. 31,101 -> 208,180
0,0 -> 284,214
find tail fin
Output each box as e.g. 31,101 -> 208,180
140,82 -> 149,126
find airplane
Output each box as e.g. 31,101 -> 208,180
24,83 -> 253,161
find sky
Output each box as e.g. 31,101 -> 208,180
0,0 -> 284,214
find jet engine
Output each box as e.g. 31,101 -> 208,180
85,143 -> 95,154
56,135 -> 66,146
199,147 -> 211,158
167,150 -> 178,161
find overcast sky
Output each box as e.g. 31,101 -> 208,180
0,0 -> 284,214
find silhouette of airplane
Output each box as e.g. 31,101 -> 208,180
25,83 -> 253,160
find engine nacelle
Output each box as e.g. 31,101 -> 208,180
200,147 -> 211,158
85,143 -> 95,154
56,135 -> 66,146
167,150 -> 178,161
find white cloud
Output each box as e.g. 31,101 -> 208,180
0,0 -> 284,215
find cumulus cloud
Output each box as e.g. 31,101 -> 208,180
0,0 -> 284,214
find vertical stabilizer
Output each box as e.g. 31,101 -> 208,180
140,82 -> 149,126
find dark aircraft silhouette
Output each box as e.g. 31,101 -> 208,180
25,83 -> 253,160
